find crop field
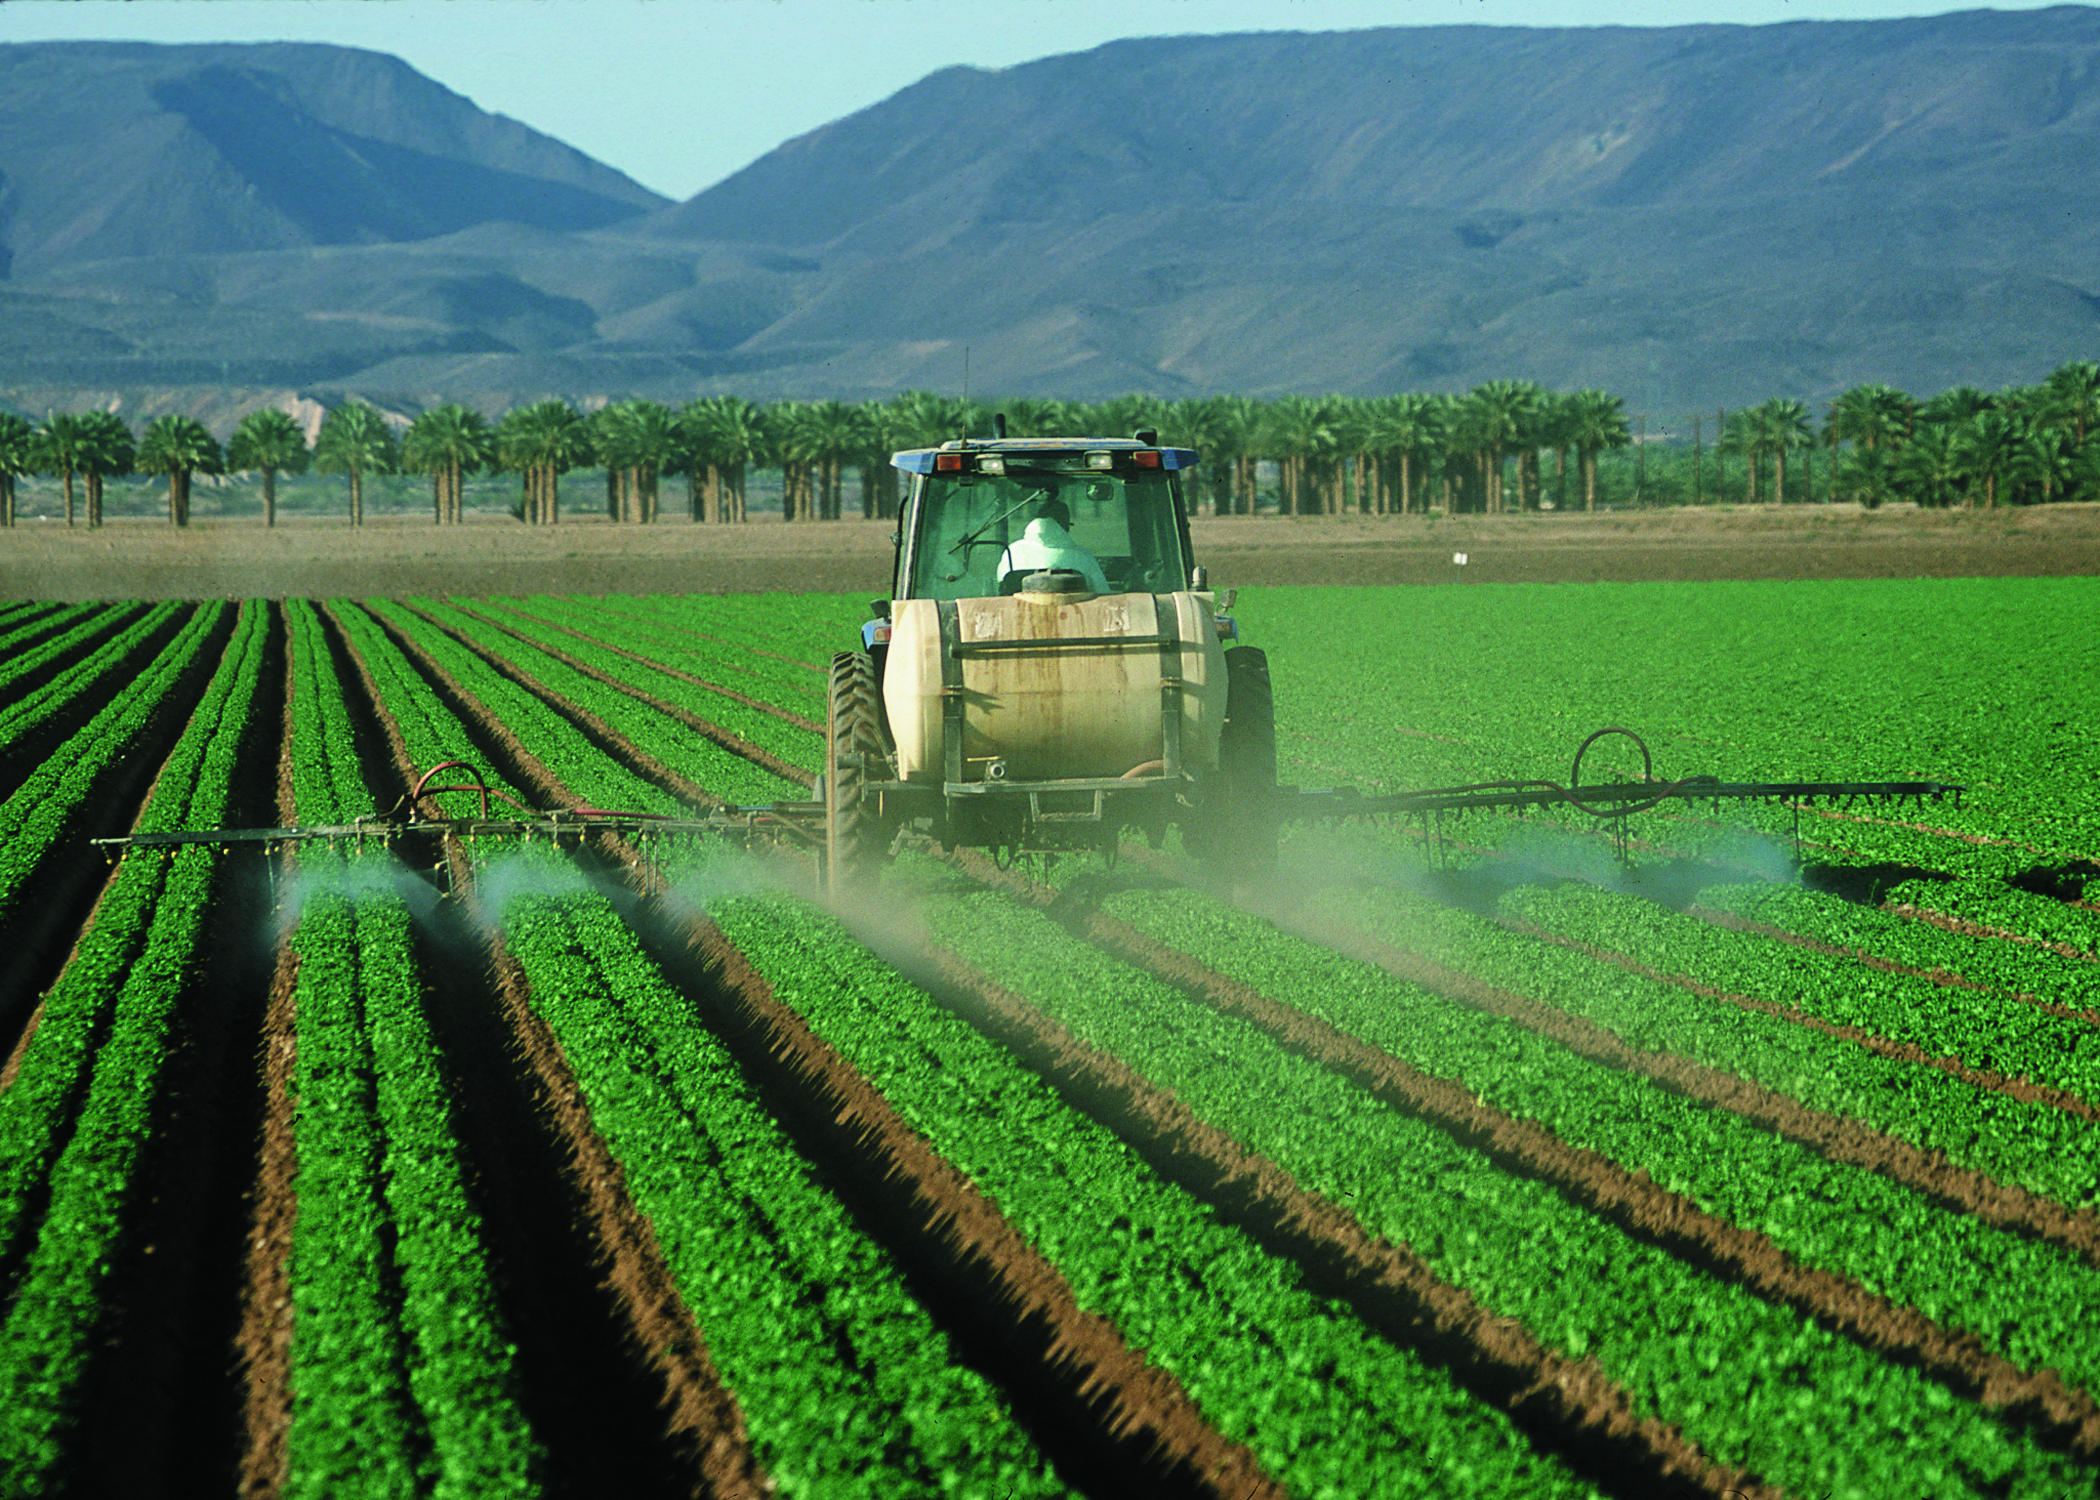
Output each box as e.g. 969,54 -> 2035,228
0,575 -> 2097,1498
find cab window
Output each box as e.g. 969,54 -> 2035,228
904,467 -> 1187,600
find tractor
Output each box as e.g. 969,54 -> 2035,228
821,423 -> 1272,895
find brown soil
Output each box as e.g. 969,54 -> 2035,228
1888,902 -> 2100,965
236,943 -> 298,1500
8,503 -> 2099,601
953,851 -> 2100,1465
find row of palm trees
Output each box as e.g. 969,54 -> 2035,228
1712,365 -> 2100,508
3,364 -> 2096,526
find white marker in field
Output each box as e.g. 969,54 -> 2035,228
1453,552 -> 1468,565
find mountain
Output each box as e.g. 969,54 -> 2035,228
0,41 -> 666,276
4,16 -> 2100,422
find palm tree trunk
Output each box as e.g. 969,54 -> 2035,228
264,469 -> 277,528
1399,452 -> 1412,516
1775,449 -> 1787,506
351,471 -> 363,527
88,473 -> 102,528
170,473 -> 181,526
1585,451 -> 1597,513
63,471 -> 74,528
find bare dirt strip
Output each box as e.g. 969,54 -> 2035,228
474,599 -> 823,731
1691,906 -> 2100,1027
1505,919 -> 2100,1128
948,851 -> 2100,1462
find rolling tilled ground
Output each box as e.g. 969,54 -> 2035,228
3,588 -> 2099,1497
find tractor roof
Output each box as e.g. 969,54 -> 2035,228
890,436 -> 1199,474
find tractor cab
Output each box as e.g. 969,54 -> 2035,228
888,436 -> 1200,603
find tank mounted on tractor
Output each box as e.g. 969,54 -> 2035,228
821,423 -> 1279,892
94,418 -> 1967,890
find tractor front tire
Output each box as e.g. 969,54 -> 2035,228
1207,645 -> 1278,872
826,651 -> 886,900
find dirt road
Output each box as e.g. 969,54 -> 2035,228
5,503 -> 2097,599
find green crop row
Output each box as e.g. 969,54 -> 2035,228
493,851 -> 1062,1498
0,600 -> 267,1495
1307,870 -> 2100,1210
887,857 -> 2090,1499
0,602 -> 175,758
612,591 -> 864,672
1887,876 -> 2100,957
0,602 -> 136,704
0,601 -> 228,933
404,598 -> 804,805
279,601 -> 542,1499
546,595 -> 833,716
1066,873 -> 2100,1407
688,851 -> 1607,1500
358,600 -> 675,816
1497,881 -> 2100,1106
1695,880 -> 2100,1012
345,593 -> 1062,1494
0,602 -> 101,669
478,595 -> 825,772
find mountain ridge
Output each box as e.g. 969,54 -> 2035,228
4,16 -> 2098,423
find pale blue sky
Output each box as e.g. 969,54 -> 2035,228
2,1 -> 2087,199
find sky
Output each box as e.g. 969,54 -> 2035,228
2,0 -> 2088,201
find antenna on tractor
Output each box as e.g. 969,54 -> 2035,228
960,346 -> 971,444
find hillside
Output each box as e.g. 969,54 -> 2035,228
4,15 -> 2100,420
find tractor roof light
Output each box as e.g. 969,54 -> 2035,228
1133,450 -> 1162,468
934,452 -> 964,472
1085,451 -> 1116,470
977,454 -> 1006,475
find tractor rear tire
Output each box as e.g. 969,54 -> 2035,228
1213,645 -> 1278,872
825,651 -> 886,901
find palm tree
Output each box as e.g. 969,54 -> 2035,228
677,396 -> 766,523
2005,425 -> 2071,506
1918,386 -> 1995,429
226,408 -> 310,528
137,415 -> 224,527
1825,383 -> 1915,459
1720,408 -> 1764,503
77,411 -> 135,529
35,412 -> 90,528
1834,444 -> 1897,509
496,400 -> 590,525
403,405 -> 496,525
2040,360 -> 2100,447
313,402 -> 398,527
1464,380 -> 1542,514
0,412 -> 35,528
1565,390 -> 1630,513
794,399 -> 866,520
1953,410 -> 2023,509
1758,398 -> 1813,505
1894,424 -> 1966,509
589,400 -> 679,523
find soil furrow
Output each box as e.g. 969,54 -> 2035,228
452,847 -> 769,1500
0,603 -> 190,805
647,896 -> 1281,1500
338,603 -> 769,1496
943,852 -> 2100,1458
475,599 -> 823,731
437,599 -> 815,786
1504,919 -> 2100,1127
236,942 -> 299,1500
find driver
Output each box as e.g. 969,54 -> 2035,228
998,494 -> 1111,595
